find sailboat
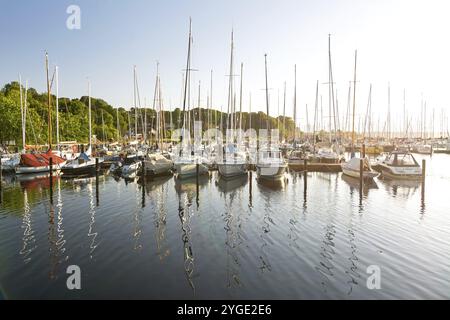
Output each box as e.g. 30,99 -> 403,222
311,35 -> 344,164
341,50 -> 378,180
144,63 -> 173,176
256,54 -> 287,180
217,31 -> 247,179
61,81 -> 103,177
16,53 -> 66,174
173,20 -> 209,179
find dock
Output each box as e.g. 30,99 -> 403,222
288,163 -> 342,173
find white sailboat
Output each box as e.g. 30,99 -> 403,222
256,54 -> 287,180
173,19 -> 208,179
144,63 -> 173,176
217,31 -> 247,179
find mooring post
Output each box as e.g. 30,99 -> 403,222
141,159 -> 146,177
362,144 -> 366,158
304,159 -> 308,190
359,158 -> 364,191
95,157 -> 99,206
421,159 -> 426,201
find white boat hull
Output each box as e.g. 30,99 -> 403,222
341,166 -> 379,179
16,162 -> 66,174
174,162 -> 208,178
217,163 -> 247,178
256,164 -> 287,180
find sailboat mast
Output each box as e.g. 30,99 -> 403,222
24,81 -> 28,151
45,53 -> 52,149
283,82 -> 286,142
133,65 -> 138,141
293,64 -> 297,143
351,50 -> 357,155
227,30 -> 234,134
313,80 -> 319,155
88,80 -> 92,147
239,63 -> 243,133
116,108 -> 120,142
264,54 -> 270,139
56,66 -> 60,151
210,70 -> 213,129
180,19 -> 192,148
19,75 -> 25,151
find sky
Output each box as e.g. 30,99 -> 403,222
1,0 -> 450,133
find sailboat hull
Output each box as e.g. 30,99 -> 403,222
217,163 -> 247,178
174,163 -> 208,179
256,164 -> 287,180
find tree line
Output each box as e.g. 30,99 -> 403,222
0,81 -> 299,149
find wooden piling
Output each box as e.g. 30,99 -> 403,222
421,159 -> 426,201
303,159 -> 308,191
95,157 -> 99,206
359,158 -> 364,191
362,144 -> 366,158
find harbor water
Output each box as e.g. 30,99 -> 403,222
0,154 -> 449,299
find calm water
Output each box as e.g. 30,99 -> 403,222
0,154 -> 449,299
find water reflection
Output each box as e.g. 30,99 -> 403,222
145,176 -> 172,261
177,191 -> 196,293
341,174 -> 379,197
19,189 -> 35,264
87,180 -> 99,258
216,174 -> 248,193
219,175 -> 247,289
378,177 -> 421,199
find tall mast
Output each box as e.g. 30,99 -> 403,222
264,54 -> 270,140
116,108 -> 120,142
239,63 -> 243,133
180,18 -> 192,150
283,81 -> 286,142
293,64 -> 297,143
133,65 -> 137,140
45,53 -> 52,149
24,81 -> 28,151
226,30 -> 234,133
19,75 -> 25,151
152,63 -> 160,147
88,80 -> 92,147
56,66 -> 60,151
210,70 -> 213,129
313,80 -> 319,155
249,92 -> 252,130
328,34 -> 332,144
351,50 -> 357,156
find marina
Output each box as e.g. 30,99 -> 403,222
1,0 -> 450,302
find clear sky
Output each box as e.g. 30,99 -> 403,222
1,0 -> 449,132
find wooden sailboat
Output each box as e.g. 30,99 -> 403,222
16,53 -> 66,174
